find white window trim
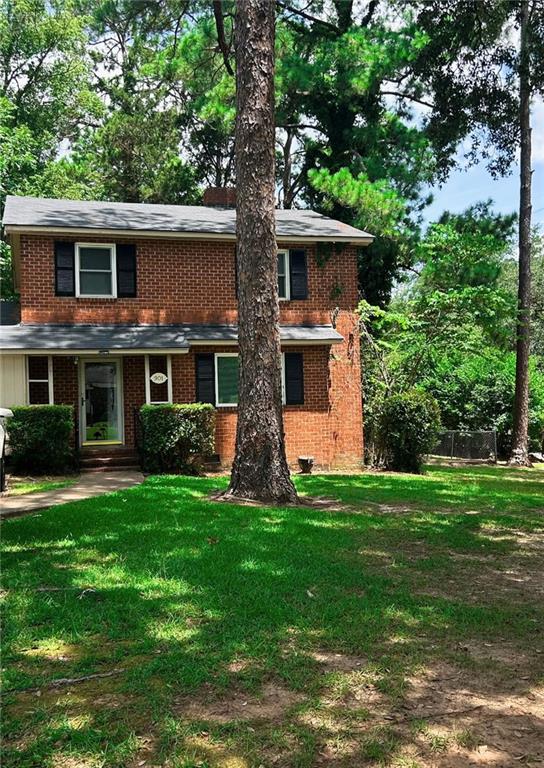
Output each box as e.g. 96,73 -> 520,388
27,355 -> 54,405
215,352 -> 287,407
75,242 -> 117,298
277,249 -> 290,300
144,355 -> 173,404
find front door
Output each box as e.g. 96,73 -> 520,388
81,359 -> 123,444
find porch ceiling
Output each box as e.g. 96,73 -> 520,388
0,323 -> 344,353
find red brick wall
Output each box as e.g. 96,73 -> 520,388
122,357 -> 146,447
113,336 -> 362,469
24,233 -> 364,466
19,235 -> 358,326
48,338 -> 362,467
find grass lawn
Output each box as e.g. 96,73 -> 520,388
1,464 -> 543,767
6,476 -> 78,497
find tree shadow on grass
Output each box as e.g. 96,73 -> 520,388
2,475 -> 543,766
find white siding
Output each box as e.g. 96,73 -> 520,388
0,355 -> 26,407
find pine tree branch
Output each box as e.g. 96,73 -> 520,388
213,1 -> 234,76
276,2 -> 339,32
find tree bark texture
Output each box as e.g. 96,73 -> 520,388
510,0 -> 532,466
227,0 -> 298,503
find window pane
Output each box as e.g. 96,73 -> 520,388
277,252 -> 287,298
80,271 -> 112,296
28,356 -> 49,380
217,356 -> 238,404
79,247 -> 112,270
29,381 -> 49,404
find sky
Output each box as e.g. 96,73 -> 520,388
422,98 -> 544,229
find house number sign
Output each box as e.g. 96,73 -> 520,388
150,372 -> 168,384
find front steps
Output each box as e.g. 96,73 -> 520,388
80,446 -> 140,473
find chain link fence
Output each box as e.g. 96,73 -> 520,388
432,430 -> 498,461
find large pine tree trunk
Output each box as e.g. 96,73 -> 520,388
510,0 -> 532,466
226,0 -> 298,503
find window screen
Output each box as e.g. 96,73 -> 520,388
216,355 -> 238,405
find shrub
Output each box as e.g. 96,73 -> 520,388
8,405 -> 75,474
377,390 -> 441,473
139,403 -> 216,474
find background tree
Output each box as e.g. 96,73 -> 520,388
510,0 -> 533,465
225,0 -> 297,503
0,0 -> 98,206
359,203 -> 544,462
406,0 -> 544,463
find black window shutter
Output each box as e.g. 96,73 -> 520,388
284,352 -> 304,405
289,249 -> 308,300
54,242 -> 75,296
195,353 -> 216,404
116,244 -> 137,297
234,245 -> 238,299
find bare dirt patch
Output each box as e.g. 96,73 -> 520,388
398,660 -> 544,766
310,650 -> 367,674
173,681 -> 304,723
297,656 -> 544,766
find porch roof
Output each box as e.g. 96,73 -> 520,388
0,323 -> 344,353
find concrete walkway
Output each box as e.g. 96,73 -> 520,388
1,471 -> 144,518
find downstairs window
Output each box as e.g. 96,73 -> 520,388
27,356 -> 53,405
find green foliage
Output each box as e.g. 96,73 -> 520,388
8,405 -> 75,474
410,1 -> 544,176
309,167 -> 415,305
417,223 -> 509,292
0,240 -> 17,299
376,389 -> 441,473
358,201 -> 544,463
0,0 -> 100,207
423,351 -> 544,458
139,403 -> 215,474
499,229 -> 544,358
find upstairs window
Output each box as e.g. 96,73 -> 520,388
277,249 -> 308,300
277,250 -> 290,299
27,356 -> 53,405
55,242 -> 136,298
75,243 -> 116,298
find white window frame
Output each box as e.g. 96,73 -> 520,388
277,249 -> 290,300
75,242 -> 117,298
215,352 -> 287,407
27,355 -> 54,405
145,355 -> 173,404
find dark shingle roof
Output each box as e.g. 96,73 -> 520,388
2,196 -> 373,242
0,324 -> 343,351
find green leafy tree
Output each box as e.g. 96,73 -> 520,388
358,202 -> 543,462
0,0 -> 99,204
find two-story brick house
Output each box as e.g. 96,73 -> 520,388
0,191 -> 373,468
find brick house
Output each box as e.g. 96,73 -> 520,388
0,192 -> 373,469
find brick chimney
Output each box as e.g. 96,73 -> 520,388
203,187 -> 236,208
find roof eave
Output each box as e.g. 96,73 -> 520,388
3,224 -> 374,245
